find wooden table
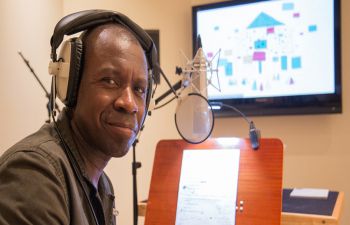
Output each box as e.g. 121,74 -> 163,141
281,191 -> 344,225
139,191 -> 344,225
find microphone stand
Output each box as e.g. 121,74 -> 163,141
131,65 -> 181,225
18,51 -> 60,123
132,139 -> 142,225
130,62 -> 180,225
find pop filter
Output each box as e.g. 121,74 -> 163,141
175,93 -> 214,144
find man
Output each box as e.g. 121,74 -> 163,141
0,11 -> 151,225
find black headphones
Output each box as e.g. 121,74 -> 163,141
48,9 -> 159,114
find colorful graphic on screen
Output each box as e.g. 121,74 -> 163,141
196,0 -> 335,99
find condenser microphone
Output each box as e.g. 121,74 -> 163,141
157,40 -> 207,102
150,35 -> 208,108
191,44 -> 208,97
174,35 -> 214,144
148,36 -> 214,144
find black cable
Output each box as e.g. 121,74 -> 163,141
51,112 -> 100,225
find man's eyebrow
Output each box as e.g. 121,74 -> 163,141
134,77 -> 148,86
95,67 -> 120,75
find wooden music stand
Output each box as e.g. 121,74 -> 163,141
144,138 -> 284,225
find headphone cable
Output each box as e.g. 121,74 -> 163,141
51,111 -> 100,225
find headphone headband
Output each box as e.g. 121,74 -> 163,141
50,10 -> 157,72
49,9 -> 158,110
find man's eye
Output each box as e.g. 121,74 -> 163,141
135,87 -> 146,96
102,78 -> 116,86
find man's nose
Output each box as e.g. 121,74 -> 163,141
113,87 -> 138,113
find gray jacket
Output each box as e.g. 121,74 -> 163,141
0,110 -> 116,225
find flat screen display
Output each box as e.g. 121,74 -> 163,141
192,0 -> 341,117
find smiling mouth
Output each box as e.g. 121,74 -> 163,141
106,122 -> 136,137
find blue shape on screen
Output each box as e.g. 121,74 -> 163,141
229,79 -> 236,85
252,81 -> 257,90
308,25 -> 317,32
219,59 -> 228,66
225,63 -> 233,76
292,57 -> 301,69
254,39 -> 267,49
273,56 -> 279,62
282,3 -> 294,10
248,12 -> 284,29
219,59 -> 233,76
258,61 -> 262,74
281,56 -> 288,70
274,74 -> 280,81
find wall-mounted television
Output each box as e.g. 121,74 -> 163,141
192,0 -> 341,117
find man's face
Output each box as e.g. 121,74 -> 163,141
71,26 -> 148,157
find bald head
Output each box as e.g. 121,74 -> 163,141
84,23 -> 140,46
81,23 -> 144,67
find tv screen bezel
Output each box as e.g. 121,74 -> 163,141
192,0 -> 342,117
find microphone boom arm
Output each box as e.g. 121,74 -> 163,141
155,63 -> 179,99
155,80 -> 182,105
18,51 -> 50,98
18,51 -> 60,122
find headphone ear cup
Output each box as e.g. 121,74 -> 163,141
65,37 -> 83,107
54,37 -> 83,107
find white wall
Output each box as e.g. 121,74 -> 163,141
0,0 -> 62,149
1,1 -> 349,225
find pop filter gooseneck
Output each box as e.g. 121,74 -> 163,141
210,102 -> 261,150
